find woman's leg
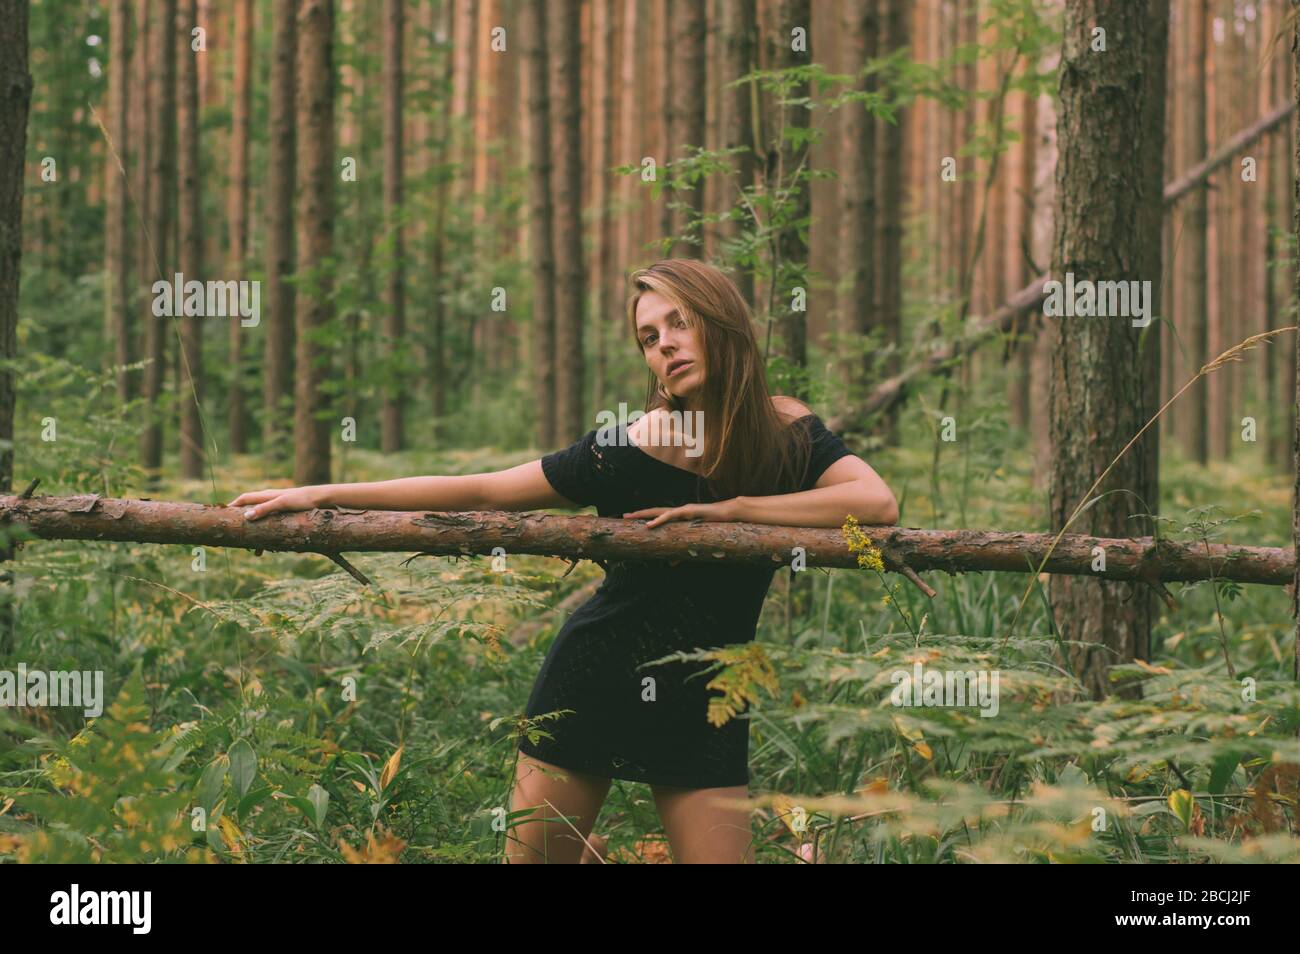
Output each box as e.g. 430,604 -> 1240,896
650,783 -> 755,864
503,751 -> 612,864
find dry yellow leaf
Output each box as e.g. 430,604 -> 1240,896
379,745 -> 404,792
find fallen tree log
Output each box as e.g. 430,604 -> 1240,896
826,100 -> 1300,436
0,494 -> 1290,589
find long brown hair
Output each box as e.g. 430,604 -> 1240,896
626,259 -> 811,499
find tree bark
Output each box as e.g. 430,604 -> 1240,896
177,0 -> 204,479
771,0 -> 811,385
293,0 -> 334,486
0,495 -> 1291,587
875,0 -> 907,445
381,0 -> 405,453
838,1 -> 877,394
129,0 -> 151,406
718,0 -> 757,307
523,0 -> 557,449
0,0 -> 31,655
668,0 -> 706,256
1049,0 -> 1167,698
105,0 -> 131,405
549,0 -> 585,441
1182,0 -> 1209,464
264,0 -> 296,467
227,0 -> 252,454
1292,0 -> 1300,679
141,0 -> 177,485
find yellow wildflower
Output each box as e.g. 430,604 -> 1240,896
841,514 -> 885,572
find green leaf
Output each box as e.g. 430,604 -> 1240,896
194,755 -> 228,813
228,739 -> 257,799
307,783 -> 330,829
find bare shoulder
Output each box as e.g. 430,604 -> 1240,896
771,395 -> 813,424
627,407 -> 700,469
626,407 -> 679,446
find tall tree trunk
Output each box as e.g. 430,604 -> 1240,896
838,1 -> 877,395
876,0 -> 907,445
771,0 -> 811,388
430,0 -> 451,446
106,0 -> 132,405
718,0 -> 757,307
656,0 -> 675,244
381,0 -> 405,453
177,0 -> 205,479
523,0 -> 556,448
1049,0 -> 1166,699
0,0 -> 31,655
227,0 -> 252,454
264,0 -> 296,467
669,0 -> 706,256
591,0 -> 615,409
293,0 -> 334,486
1292,0 -> 1300,679
550,0 -> 585,440
1029,21 -> 1060,488
141,0 -> 177,484
1271,0 -> 1295,469
1008,86 -> 1038,431
130,0 -> 151,406
470,0 -> 493,393
1182,0 -> 1209,464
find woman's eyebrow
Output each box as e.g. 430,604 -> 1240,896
637,309 -> 676,334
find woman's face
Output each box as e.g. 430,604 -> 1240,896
635,290 -> 704,399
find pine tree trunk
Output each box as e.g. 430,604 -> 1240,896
381,0 -> 405,453
227,0 -> 252,454
141,0 -> 177,484
177,0 -> 205,479
550,0 -> 585,441
876,0 -> 907,445
430,0 -> 451,446
131,0 -> 151,406
838,1 -> 877,395
771,0 -> 811,386
1291,0 -> 1300,680
1049,0 -> 1167,698
669,0 -> 706,257
1182,0 -> 1209,464
106,0 -> 131,405
264,0 -> 296,467
1029,26 -> 1060,489
0,0 -> 32,655
293,0 -> 334,486
523,0 -> 557,448
718,0 -> 757,307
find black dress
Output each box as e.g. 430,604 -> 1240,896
517,413 -> 853,789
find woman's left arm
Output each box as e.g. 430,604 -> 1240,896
625,456 -> 898,529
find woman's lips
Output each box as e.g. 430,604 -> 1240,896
668,360 -> 693,377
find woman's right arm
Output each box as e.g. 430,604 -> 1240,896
229,460 -> 577,520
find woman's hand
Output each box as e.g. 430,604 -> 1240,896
622,499 -> 738,529
227,485 -> 323,521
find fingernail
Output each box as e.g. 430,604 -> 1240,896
244,508 -> 256,520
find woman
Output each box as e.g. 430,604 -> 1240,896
230,259 -> 898,864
